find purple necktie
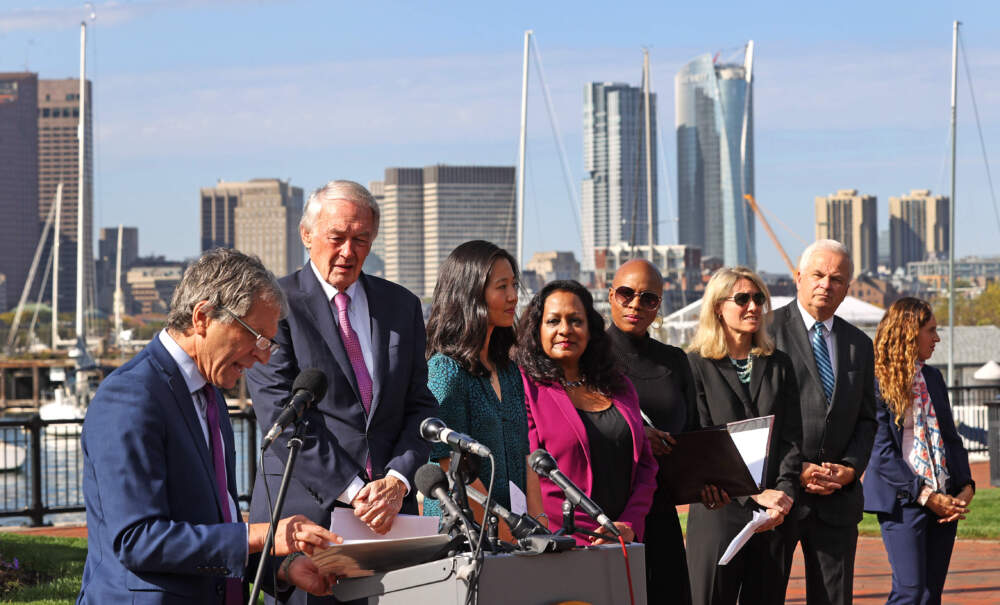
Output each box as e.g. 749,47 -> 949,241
334,292 -> 374,478
202,386 -> 243,605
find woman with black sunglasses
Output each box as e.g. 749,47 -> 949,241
685,266 -> 803,605
606,259 -> 697,605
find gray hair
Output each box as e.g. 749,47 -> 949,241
798,239 -> 853,276
300,180 -> 380,236
166,248 -> 287,332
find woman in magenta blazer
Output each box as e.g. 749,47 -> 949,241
515,280 -> 657,545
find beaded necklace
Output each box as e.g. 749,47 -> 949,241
730,355 -> 753,384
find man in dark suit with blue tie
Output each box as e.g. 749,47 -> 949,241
78,248 -> 341,604
768,239 -> 877,605
247,180 -> 437,602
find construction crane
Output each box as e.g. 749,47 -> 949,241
743,193 -> 796,277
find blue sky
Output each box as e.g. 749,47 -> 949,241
3,0 -> 1000,274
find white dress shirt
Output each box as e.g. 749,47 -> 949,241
158,330 -> 246,560
309,261 -> 410,503
797,298 -> 838,377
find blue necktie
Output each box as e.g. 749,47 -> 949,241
811,322 -> 835,403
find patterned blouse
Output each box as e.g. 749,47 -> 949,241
422,353 -> 529,515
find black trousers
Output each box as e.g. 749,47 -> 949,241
686,502 -> 788,605
644,507 -> 692,605
775,512 -> 858,605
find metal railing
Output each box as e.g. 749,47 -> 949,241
0,386 -> 995,526
0,408 -> 259,526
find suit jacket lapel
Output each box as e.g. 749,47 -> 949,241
830,317 -> 851,415
712,357 -> 755,419
148,338 -> 224,519
551,384 -> 593,473
298,266 -> 361,402
785,303 -> 826,396
363,274 -> 390,413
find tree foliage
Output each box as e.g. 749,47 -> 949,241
933,282 -> 1000,326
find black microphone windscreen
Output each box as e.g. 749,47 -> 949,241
292,368 -> 328,401
419,417 -> 446,441
528,449 -> 557,475
414,463 -> 449,498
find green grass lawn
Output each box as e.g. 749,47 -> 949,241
0,533 -> 87,604
678,487 -> 1000,540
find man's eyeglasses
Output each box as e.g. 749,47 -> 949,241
724,292 -> 767,307
220,306 -> 280,355
612,286 -> 662,311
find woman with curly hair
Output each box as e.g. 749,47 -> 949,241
685,266 -> 802,605
515,280 -> 657,545
422,241 -> 528,538
864,297 -> 974,604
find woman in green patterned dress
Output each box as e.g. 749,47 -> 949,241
421,240 -> 530,540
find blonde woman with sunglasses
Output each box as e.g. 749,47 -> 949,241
685,266 -> 803,605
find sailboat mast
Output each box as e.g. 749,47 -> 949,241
114,224 -> 123,341
76,21 -> 87,341
948,20 -> 959,386
643,49 -> 654,260
52,184 -> 62,348
516,30 -> 531,272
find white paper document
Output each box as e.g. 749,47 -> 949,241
509,481 -> 527,515
718,509 -> 770,565
330,508 -> 440,544
728,427 -> 769,487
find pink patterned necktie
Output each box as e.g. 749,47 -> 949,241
201,385 -> 243,605
333,292 -> 374,478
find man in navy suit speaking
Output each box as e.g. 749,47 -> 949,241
78,248 -> 341,604
247,180 -> 436,603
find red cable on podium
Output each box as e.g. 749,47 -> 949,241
618,535 -> 635,605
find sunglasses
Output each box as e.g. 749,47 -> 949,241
612,286 -> 662,311
724,292 -> 767,307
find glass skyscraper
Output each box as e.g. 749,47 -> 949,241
581,82 -> 657,271
675,42 -> 755,267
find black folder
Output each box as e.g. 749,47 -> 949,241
655,415 -> 774,505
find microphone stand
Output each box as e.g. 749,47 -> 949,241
558,499 -> 605,543
440,451 -> 481,551
248,419 -> 307,604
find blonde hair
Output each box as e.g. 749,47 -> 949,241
874,297 -> 933,426
688,266 -> 775,359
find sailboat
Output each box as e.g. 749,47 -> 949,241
37,19 -> 96,434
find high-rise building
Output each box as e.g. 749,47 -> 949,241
201,179 -> 304,278
814,189 -> 878,277
0,72 -> 41,312
675,42 -> 756,267
378,166 -> 516,298
365,180 -> 386,277
422,166 -> 516,297
581,82 -> 657,271
38,78 -> 94,314
889,189 -> 949,270
380,168 -> 425,296
96,226 -> 139,314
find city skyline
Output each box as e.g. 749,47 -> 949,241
2,1 -> 1000,275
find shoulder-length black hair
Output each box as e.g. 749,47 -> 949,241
426,240 -> 519,376
514,280 -> 624,395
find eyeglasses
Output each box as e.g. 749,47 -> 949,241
724,292 -> 767,307
220,306 -> 280,355
612,286 -> 662,311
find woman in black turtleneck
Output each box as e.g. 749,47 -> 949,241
606,259 -> 696,605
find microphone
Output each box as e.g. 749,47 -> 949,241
415,463 -> 470,527
464,486 -> 550,540
261,369 -> 328,451
420,417 -> 492,458
528,448 -> 621,538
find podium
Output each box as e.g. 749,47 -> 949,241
330,543 -> 647,605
